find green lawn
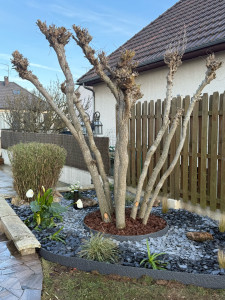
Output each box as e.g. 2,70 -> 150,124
41,259 -> 225,300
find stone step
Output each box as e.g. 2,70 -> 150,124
0,197 -> 41,255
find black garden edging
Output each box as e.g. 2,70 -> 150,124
39,248 -> 225,289
83,222 -> 169,241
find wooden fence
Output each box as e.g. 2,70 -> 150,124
127,91 -> 225,212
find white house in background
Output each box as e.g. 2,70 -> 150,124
0,76 -> 40,136
78,0 -> 225,146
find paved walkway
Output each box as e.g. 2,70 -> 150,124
0,232 -> 42,299
0,165 -> 43,300
0,165 -> 16,198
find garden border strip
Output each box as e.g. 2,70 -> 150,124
83,222 -> 169,241
39,248 -> 225,289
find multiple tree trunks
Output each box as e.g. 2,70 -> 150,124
127,91 -> 225,213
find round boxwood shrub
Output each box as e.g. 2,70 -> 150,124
8,142 -> 66,200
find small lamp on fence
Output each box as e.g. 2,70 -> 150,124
91,111 -> 103,135
80,120 -> 87,135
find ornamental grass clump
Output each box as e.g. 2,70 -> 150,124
219,215 -> 225,233
78,233 -> 119,263
161,197 -> 169,214
218,249 -> 225,269
9,142 -> 66,200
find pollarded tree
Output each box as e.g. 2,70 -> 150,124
11,21 -> 222,229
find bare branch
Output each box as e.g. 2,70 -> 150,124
142,54 -> 222,225
72,25 -> 119,101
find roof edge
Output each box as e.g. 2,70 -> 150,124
78,40 -> 225,86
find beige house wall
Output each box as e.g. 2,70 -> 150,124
94,51 -> 225,145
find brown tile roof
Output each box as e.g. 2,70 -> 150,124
78,0 -> 225,85
0,80 -> 38,110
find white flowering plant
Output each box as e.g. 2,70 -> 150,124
25,186 -> 67,229
75,199 -> 83,209
70,181 -> 82,192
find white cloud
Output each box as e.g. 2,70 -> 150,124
49,4 -> 135,36
0,53 -> 62,73
30,63 -> 62,73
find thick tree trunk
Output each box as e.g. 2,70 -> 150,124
114,101 -> 130,229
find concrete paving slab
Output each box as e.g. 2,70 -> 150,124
0,233 -> 42,300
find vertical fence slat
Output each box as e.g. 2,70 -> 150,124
162,99 -> 168,196
210,92 -> 219,211
155,99 -> 162,185
190,101 -> 199,205
182,95 -> 190,202
218,94 -> 223,201
136,102 -> 142,182
148,101 -> 155,181
174,96 -> 182,200
131,106 -> 136,187
169,98 -> 176,199
220,93 -> 225,212
199,93 -> 208,209
142,101 -> 148,188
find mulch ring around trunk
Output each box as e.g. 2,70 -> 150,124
84,208 -> 167,236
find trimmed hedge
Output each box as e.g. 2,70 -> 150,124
9,142 -> 66,200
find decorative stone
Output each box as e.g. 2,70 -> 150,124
53,191 -> 63,203
80,197 -> 98,208
186,231 -> 213,242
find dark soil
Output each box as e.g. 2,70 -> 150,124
84,208 -> 167,236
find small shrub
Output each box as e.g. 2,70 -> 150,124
219,215 -> 225,233
78,233 -> 119,263
9,142 -> 66,200
218,249 -> 225,269
161,198 -> 169,214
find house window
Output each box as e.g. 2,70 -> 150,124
13,90 -> 20,95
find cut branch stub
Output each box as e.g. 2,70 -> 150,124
72,25 -> 93,47
37,20 -> 72,47
206,54 -> 222,80
11,51 -> 37,80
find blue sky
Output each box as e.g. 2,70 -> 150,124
0,0 -> 178,91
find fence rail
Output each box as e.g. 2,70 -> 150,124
127,91 -> 225,212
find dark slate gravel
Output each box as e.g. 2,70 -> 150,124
6,191 -> 225,276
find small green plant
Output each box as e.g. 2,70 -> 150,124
9,142 -> 66,200
63,192 -> 73,200
140,239 -> 167,270
219,215 -> 225,233
45,226 -> 66,244
26,187 -> 67,229
70,181 -> 82,192
78,233 -> 119,263
109,183 -> 114,191
218,249 -> 225,269
125,193 -> 135,205
162,197 -> 169,214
